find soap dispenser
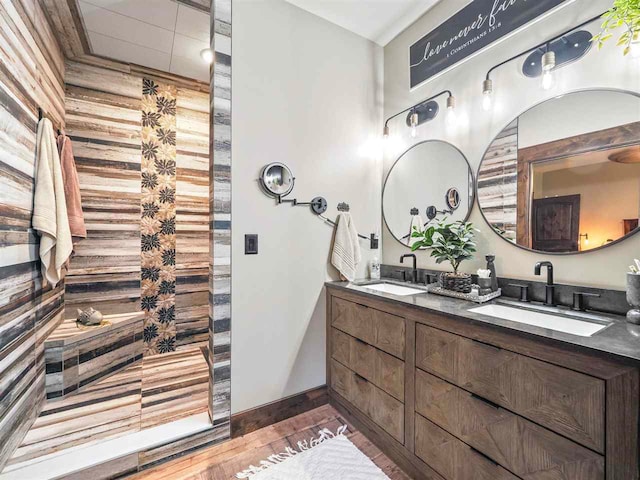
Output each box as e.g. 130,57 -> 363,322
370,256 -> 380,280
485,255 -> 498,292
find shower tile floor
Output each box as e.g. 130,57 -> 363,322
7,347 -> 209,468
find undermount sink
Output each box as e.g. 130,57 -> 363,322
357,282 -> 427,296
469,303 -> 612,337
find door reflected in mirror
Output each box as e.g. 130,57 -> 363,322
477,90 -> 640,254
383,140 -> 474,248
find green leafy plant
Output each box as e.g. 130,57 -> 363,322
411,220 -> 477,275
592,0 -> 640,55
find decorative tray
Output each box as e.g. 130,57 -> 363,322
426,284 -> 501,304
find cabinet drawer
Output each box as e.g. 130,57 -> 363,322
330,359 -> 404,443
332,328 -> 404,401
416,369 -> 604,479
415,324 -> 605,452
415,414 -> 518,480
332,297 -> 405,359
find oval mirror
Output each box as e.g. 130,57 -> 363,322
477,90 -> 640,254
260,162 -> 295,197
383,140 -> 474,248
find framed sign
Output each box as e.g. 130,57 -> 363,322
409,0 -> 568,89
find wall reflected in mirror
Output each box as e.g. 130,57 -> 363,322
477,90 -> 640,254
383,140 -> 474,248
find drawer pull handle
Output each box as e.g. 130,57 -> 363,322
469,446 -> 499,467
471,338 -> 502,351
353,337 -> 367,345
471,393 -> 501,410
354,372 -> 367,382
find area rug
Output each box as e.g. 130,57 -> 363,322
236,425 -> 390,480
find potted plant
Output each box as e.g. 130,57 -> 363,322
411,220 -> 477,293
592,0 -> 640,56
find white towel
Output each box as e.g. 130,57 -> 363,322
331,213 -> 361,282
32,118 -> 72,287
408,215 -> 424,247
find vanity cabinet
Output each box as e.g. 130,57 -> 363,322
326,286 -> 639,480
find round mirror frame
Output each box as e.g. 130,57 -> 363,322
383,140 -> 475,249
475,87 -> 640,256
260,162 -> 295,198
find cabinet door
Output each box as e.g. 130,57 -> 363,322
371,385 -> 404,443
332,297 -> 375,344
331,328 -> 351,366
415,324 -> 605,453
332,328 -> 404,401
416,369 -> 604,479
330,359 -> 351,401
415,414 -> 518,480
375,349 -> 404,401
373,309 -> 405,359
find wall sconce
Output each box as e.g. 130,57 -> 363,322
383,90 -> 456,139
579,233 -> 589,250
481,13 -> 601,108
410,110 -> 419,138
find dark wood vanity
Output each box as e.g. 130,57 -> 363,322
326,284 -> 639,480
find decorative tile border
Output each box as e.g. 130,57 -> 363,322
141,79 -> 178,356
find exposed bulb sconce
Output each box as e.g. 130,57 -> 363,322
482,79 -> 493,111
382,90 -> 456,139
410,110 -> 419,138
541,49 -> 556,90
481,14 -> 601,106
580,233 -> 589,246
200,48 -> 214,65
446,95 -> 457,127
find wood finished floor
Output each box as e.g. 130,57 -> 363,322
130,404 -> 410,480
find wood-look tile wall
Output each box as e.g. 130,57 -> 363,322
176,88 -> 210,351
209,0 -> 232,433
63,60 -> 143,317
0,0 -> 65,470
477,119 -> 518,241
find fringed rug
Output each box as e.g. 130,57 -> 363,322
236,425 -> 390,480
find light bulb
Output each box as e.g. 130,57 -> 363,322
482,79 -> 493,111
446,109 -> 457,127
409,111 -> 418,138
446,96 -> 457,127
482,91 -> 492,111
584,237 -> 589,245
200,48 -> 214,64
542,71 -> 554,90
540,50 -> 556,91
383,124 -> 390,140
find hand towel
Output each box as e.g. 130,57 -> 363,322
408,215 -> 424,247
57,133 -> 86,239
32,118 -> 72,286
331,213 -> 361,282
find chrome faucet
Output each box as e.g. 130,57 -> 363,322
400,254 -> 418,284
534,261 -> 556,306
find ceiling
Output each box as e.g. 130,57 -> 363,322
77,0 -> 210,82
283,0 -> 441,46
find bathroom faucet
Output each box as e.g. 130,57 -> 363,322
534,261 -> 556,306
400,254 -> 418,284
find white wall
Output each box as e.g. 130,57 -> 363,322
383,0 -> 640,289
232,0 -> 383,413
